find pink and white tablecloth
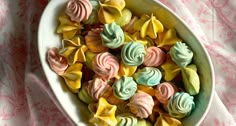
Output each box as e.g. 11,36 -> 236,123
0,0 -> 236,125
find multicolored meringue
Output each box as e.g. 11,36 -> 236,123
78,83 -> 94,104
116,61 -> 137,79
85,28 -> 108,53
65,0 -> 92,22
47,48 -> 68,75
121,42 -> 146,66
143,46 -> 166,67
98,0 -> 125,24
115,8 -> 132,27
133,67 -> 162,86
170,42 -> 193,67
101,22 -> 125,49
116,113 -> 138,126
167,92 -> 195,118
155,82 -> 177,104
133,14 -> 164,39
61,63 -> 83,93
83,0 -> 99,24
92,52 -> 119,80
155,113 -> 182,126
56,15 -> 82,39
60,38 -> 88,65
181,64 -> 200,95
128,91 -> 154,118
113,76 -> 137,100
161,56 -> 181,81
155,28 -> 182,51
89,97 -> 118,126
87,77 -> 113,101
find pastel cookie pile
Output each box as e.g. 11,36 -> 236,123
46,0 -> 201,125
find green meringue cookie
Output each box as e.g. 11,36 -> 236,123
83,0 -> 99,24
84,50 -> 97,70
133,67 -> 162,86
113,76 -> 137,100
181,64 -> 200,95
121,42 -> 146,66
167,92 -> 195,118
115,8 -> 132,27
78,84 -> 94,104
170,42 -> 193,67
101,22 -> 124,49
116,113 -> 138,126
135,119 -> 152,126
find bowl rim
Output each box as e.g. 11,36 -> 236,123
38,0 -> 215,125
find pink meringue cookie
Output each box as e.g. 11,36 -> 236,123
87,77 -> 113,101
143,46 -> 166,67
128,91 -> 154,118
92,52 -> 119,80
47,48 -> 68,75
154,82 -> 177,104
65,0 -> 93,22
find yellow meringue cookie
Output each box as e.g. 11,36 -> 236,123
89,97 -> 118,126
84,50 -> 98,70
181,64 -> 200,95
56,15 -> 83,39
116,61 -> 137,79
61,63 -> 83,93
98,0 -> 125,24
155,28 -> 182,51
124,32 -> 148,46
137,85 -> 155,96
154,113 -> 182,126
133,14 -> 164,39
136,119 -> 153,126
60,38 -> 88,65
161,56 -> 181,81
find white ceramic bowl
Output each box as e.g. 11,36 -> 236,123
38,0 -> 215,125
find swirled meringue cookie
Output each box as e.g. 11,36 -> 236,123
92,52 -> 119,80
154,113 -> 182,126
116,113 -> 138,126
85,28 -> 108,53
101,22 -> 125,49
47,48 -> 68,75
87,77 -> 112,101
83,0 -> 99,24
181,64 -> 200,95
113,76 -> 137,100
170,42 -> 193,67
98,0 -> 125,24
65,0 -> 92,22
89,97 -> 118,126
61,63 -> 83,93
167,92 -> 195,118
155,82 -> 177,104
133,67 -> 162,86
78,83 -> 94,104
128,91 -> 154,118
144,46 -> 166,67
133,14 -> 164,39
121,42 -> 146,66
